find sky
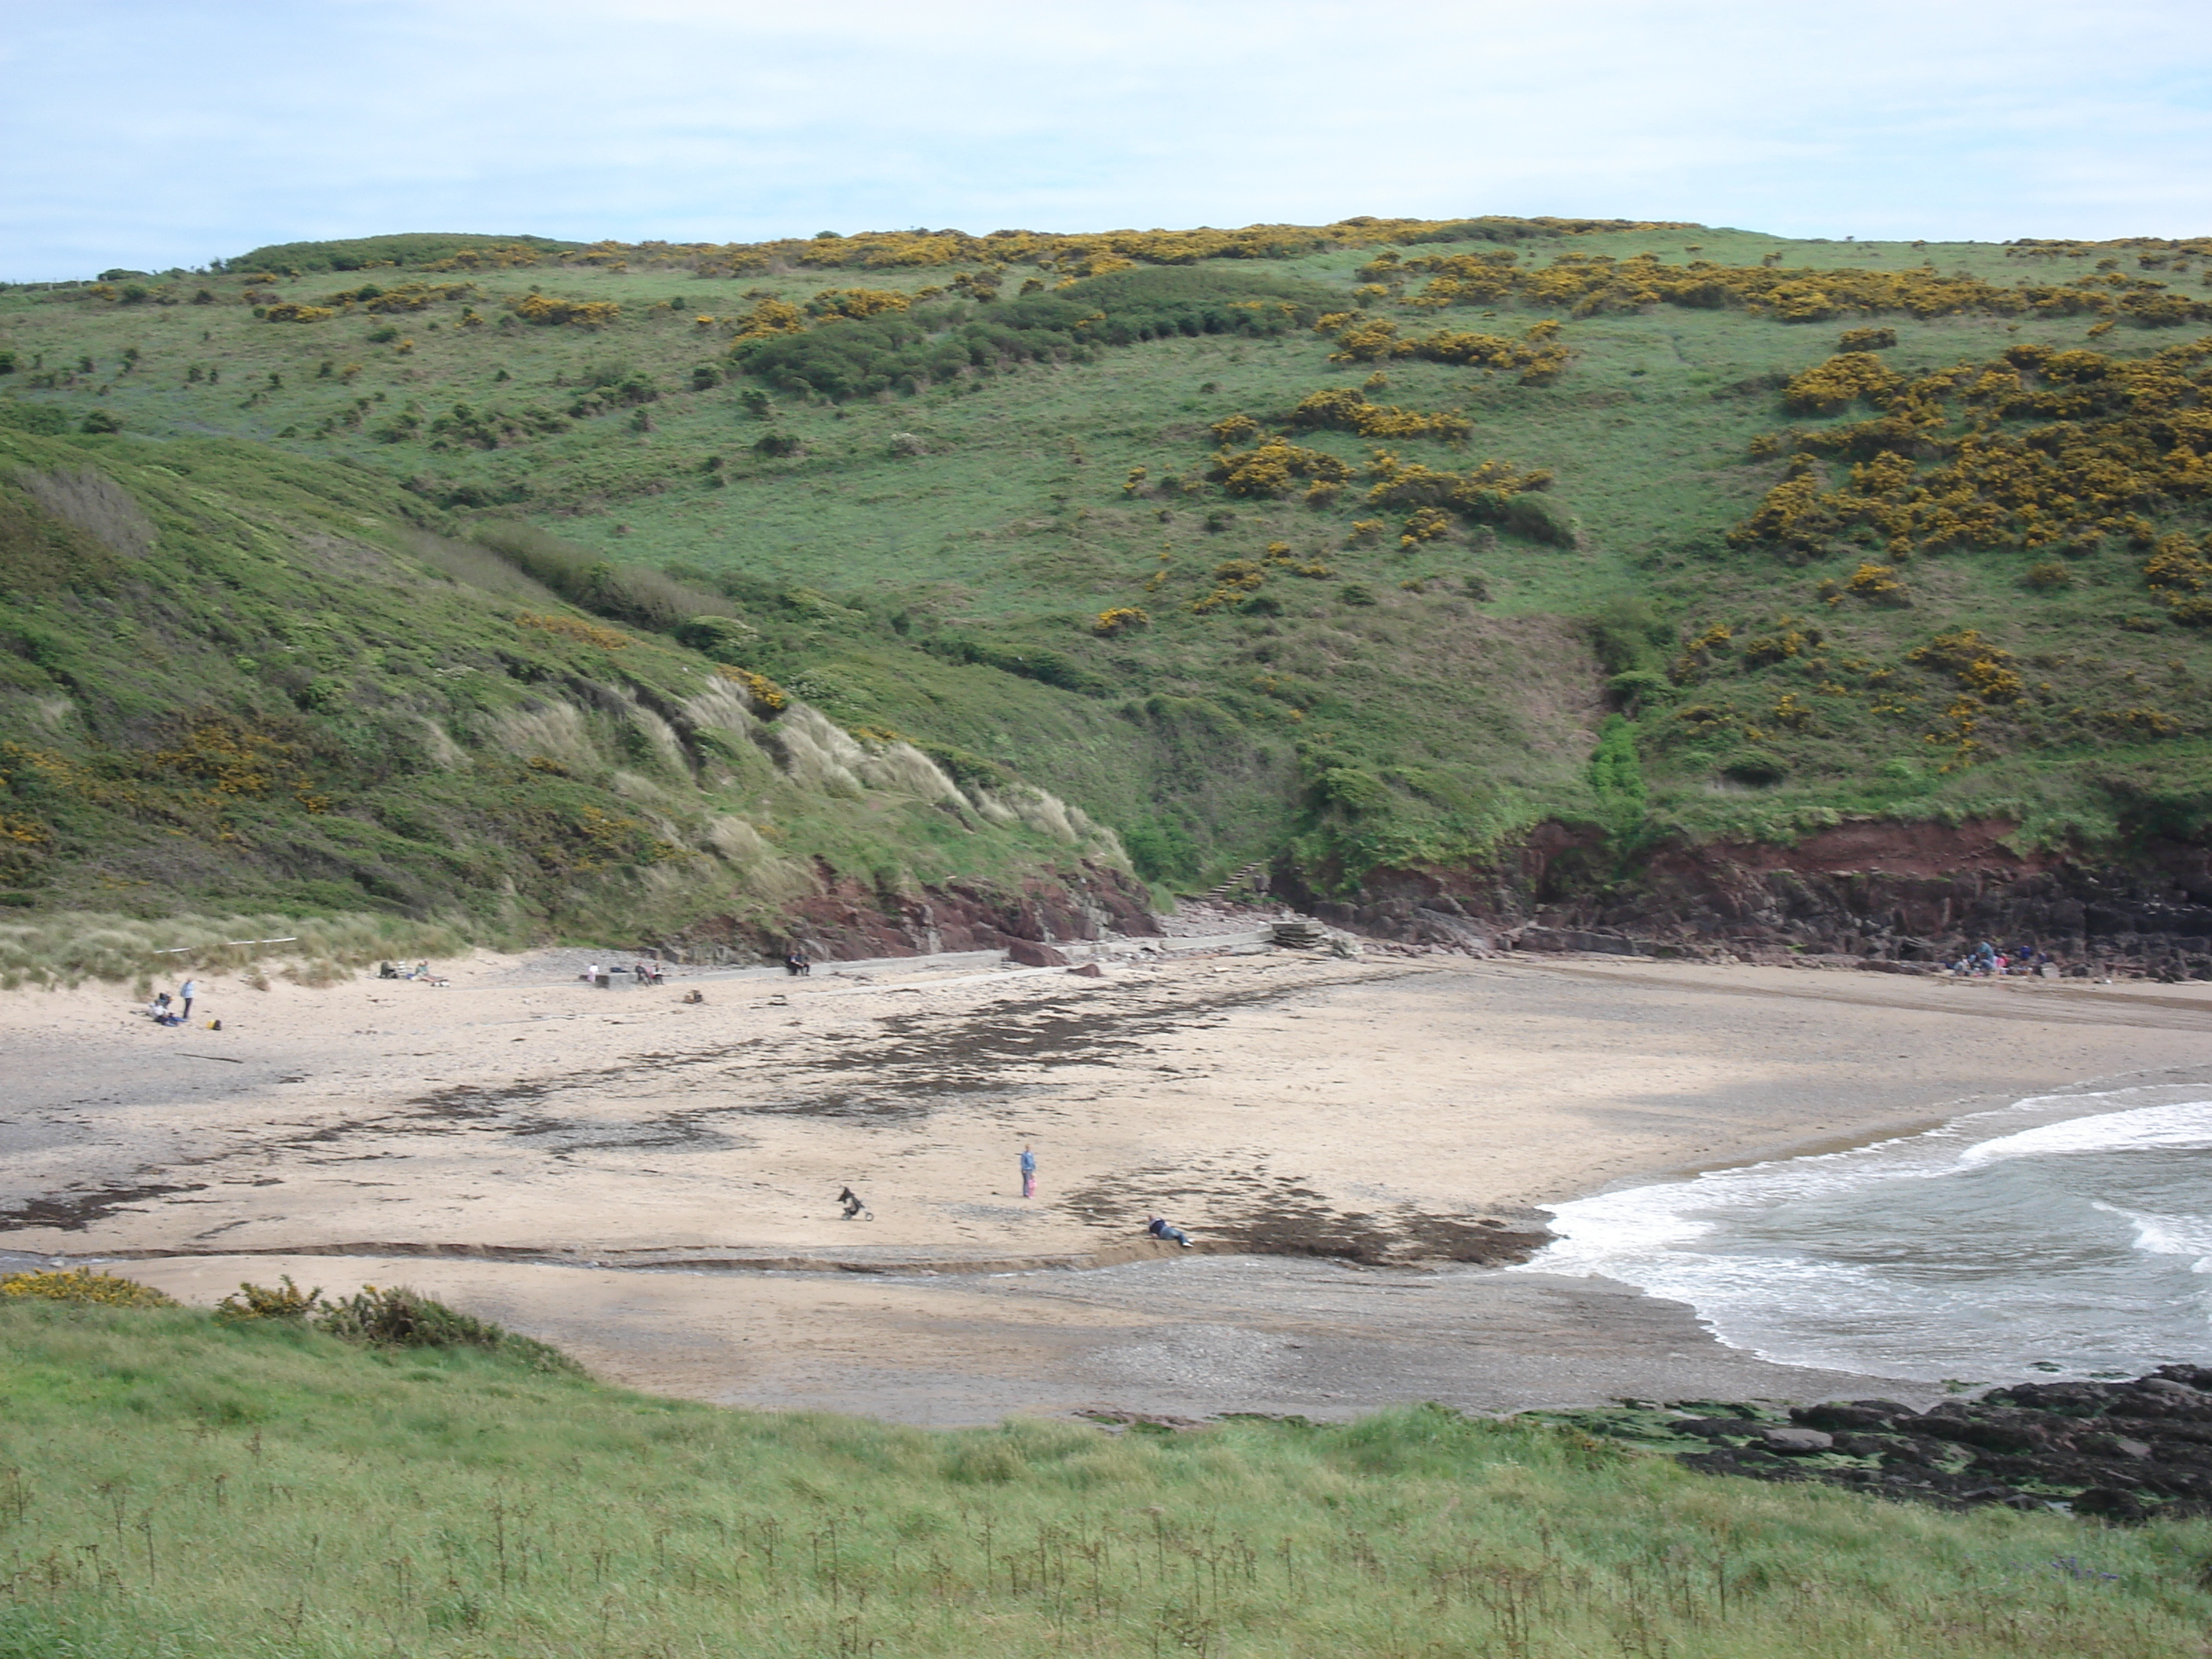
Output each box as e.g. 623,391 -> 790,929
2,0 -> 2210,280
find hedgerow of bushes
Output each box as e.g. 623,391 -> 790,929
1362,247 -> 2212,327
728,268 -> 1341,400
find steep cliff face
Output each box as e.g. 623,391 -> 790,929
1291,821 -> 2212,976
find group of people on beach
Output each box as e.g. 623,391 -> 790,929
1948,940 -> 2054,977
577,961 -> 665,985
145,977 -> 197,1025
833,1143 -> 1196,1247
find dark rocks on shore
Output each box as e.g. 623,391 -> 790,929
1538,1366 -> 2212,1521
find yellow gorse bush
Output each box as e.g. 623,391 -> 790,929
727,296 -> 805,339
1320,316 -> 1569,384
806,288 -> 910,321
1909,629 -> 2027,703
1734,336 -> 2212,584
714,665 -> 789,713
1783,353 -> 1904,416
511,294 -> 621,328
419,243 -> 551,271
1189,561 -> 1269,615
1373,248 -> 2212,327
1286,387 -> 1470,442
1209,440 -> 1353,498
1364,452 -> 1552,514
1,1269 -> 177,1308
517,613 -> 632,650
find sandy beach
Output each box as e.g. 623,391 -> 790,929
6,942 -> 2211,1423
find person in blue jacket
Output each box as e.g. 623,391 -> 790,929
1147,1214 -> 1192,1247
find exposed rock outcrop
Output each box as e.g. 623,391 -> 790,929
1291,820 -> 2212,975
1548,1366 -> 2212,1521
653,859 -> 1159,964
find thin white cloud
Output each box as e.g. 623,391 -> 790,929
2,0 -> 2207,276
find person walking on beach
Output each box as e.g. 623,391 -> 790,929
1020,1144 -> 1036,1199
178,978 -> 197,1021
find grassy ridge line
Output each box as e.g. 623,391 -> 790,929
2,1298 -> 2207,1657
222,214 -> 1697,278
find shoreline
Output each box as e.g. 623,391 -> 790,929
7,946 -> 2212,1424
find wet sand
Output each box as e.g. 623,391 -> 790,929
6,948 -> 2210,1424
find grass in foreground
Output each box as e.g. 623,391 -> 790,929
1,1299 -> 2208,1657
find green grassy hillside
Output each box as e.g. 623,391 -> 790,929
3,1293 -> 2207,1657
7,216 -> 2212,948
0,420 -> 1131,975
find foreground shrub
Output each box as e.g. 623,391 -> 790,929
0,1269 -> 176,1308
217,1275 -> 323,1321
313,1284 -> 582,1374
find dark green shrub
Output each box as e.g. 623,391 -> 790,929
1721,752 -> 1789,786
731,267 -> 1339,401
672,615 -> 758,657
217,1275 -> 323,1321
1606,669 -> 1674,712
925,637 -> 1111,696
315,1284 -> 499,1346
1503,491 -> 1576,547
1121,819 -> 1199,881
473,523 -> 734,633
1339,584 -> 1376,606
79,410 -> 123,434
313,1284 -> 581,1373
753,432 -> 802,457
0,403 -> 69,435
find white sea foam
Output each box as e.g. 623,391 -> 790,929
1961,1101 -> 2212,1166
1515,1083 -> 2212,1380
2095,1203 -> 2212,1269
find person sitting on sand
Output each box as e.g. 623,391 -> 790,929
785,949 -> 811,978
837,1185 -> 868,1221
1146,1214 -> 1193,1248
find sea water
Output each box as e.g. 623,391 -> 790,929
1519,1084 -> 2212,1382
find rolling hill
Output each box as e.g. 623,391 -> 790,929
8,214 -> 2212,972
